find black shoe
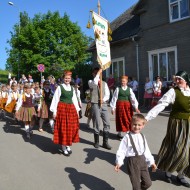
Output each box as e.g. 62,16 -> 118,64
165,173 -> 172,184
102,142 -> 112,150
94,142 -> 99,149
66,146 -> 72,155
26,133 -> 30,139
117,134 -> 123,140
177,176 -> 190,188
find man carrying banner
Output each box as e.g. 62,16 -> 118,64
88,68 -> 111,150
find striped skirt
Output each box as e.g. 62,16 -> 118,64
53,102 -> 79,146
116,100 -> 133,132
156,117 -> 190,178
16,106 -> 36,122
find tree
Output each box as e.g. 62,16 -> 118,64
6,11 -> 90,80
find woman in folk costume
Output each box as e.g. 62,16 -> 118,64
145,71 -> 190,187
50,70 -> 80,156
5,83 -> 20,114
15,83 -> 36,139
38,80 -> 54,132
110,75 -> 140,140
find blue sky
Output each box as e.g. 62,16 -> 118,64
0,0 -> 138,70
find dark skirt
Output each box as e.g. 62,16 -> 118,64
156,117 -> 190,178
116,100 -> 133,132
53,102 -> 79,146
16,106 -> 36,122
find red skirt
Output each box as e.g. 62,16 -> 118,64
53,102 -> 79,146
116,100 -> 133,132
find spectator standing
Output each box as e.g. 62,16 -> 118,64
143,77 -> 153,109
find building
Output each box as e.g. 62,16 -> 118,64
88,0 -> 190,101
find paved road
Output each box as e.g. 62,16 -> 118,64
0,104 -> 189,190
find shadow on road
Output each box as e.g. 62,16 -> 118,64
65,167 -> 115,190
83,148 -> 127,174
2,119 -> 61,155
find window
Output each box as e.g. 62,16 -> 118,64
106,57 -> 125,83
148,47 -> 177,81
169,0 -> 190,22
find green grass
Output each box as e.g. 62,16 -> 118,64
0,70 -> 15,84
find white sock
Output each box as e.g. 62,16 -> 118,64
25,125 -> 29,132
62,145 -> 67,151
49,119 -> 54,128
66,146 -> 71,151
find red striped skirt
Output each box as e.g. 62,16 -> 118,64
16,106 -> 36,122
116,100 -> 133,132
53,102 -> 79,146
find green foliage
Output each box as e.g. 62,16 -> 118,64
6,11 -> 91,79
0,70 -> 14,84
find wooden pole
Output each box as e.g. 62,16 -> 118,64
97,0 -> 103,107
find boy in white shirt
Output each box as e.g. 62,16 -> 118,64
115,114 -> 157,190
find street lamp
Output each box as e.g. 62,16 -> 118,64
8,1 -> 20,80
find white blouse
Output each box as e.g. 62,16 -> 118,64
110,86 -> 139,111
145,87 -> 190,121
116,132 -> 155,167
153,81 -> 162,93
50,83 -> 80,117
6,91 -> 20,106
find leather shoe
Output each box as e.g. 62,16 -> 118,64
177,176 -> 190,188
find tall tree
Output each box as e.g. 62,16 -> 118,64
6,11 -> 90,80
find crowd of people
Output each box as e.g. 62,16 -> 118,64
1,69 -> 190,189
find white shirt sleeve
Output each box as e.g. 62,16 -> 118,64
103,82 -> 110,102
50,86 -> 61,116
115,136 -> 128,166
145,88 -> 175,121
15,94 -> 23,111
72,87 -> 80,112
144,136 -> 155,166
129,88 -> 139,109
110,87 -> 119,111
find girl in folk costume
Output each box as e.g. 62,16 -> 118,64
50,71 -> 80,156
38,80 -> 54,132
110,76 -> 140,140
5,83 -> 20,114
145,71 -> 190,187
15,83 -> 36,139
0,85 -> 8,110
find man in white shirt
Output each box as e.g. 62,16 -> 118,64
88,68 -> 111,150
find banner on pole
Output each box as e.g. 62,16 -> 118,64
92,11 -> 111,70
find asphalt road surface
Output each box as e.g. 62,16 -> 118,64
0,104 -> 189,190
